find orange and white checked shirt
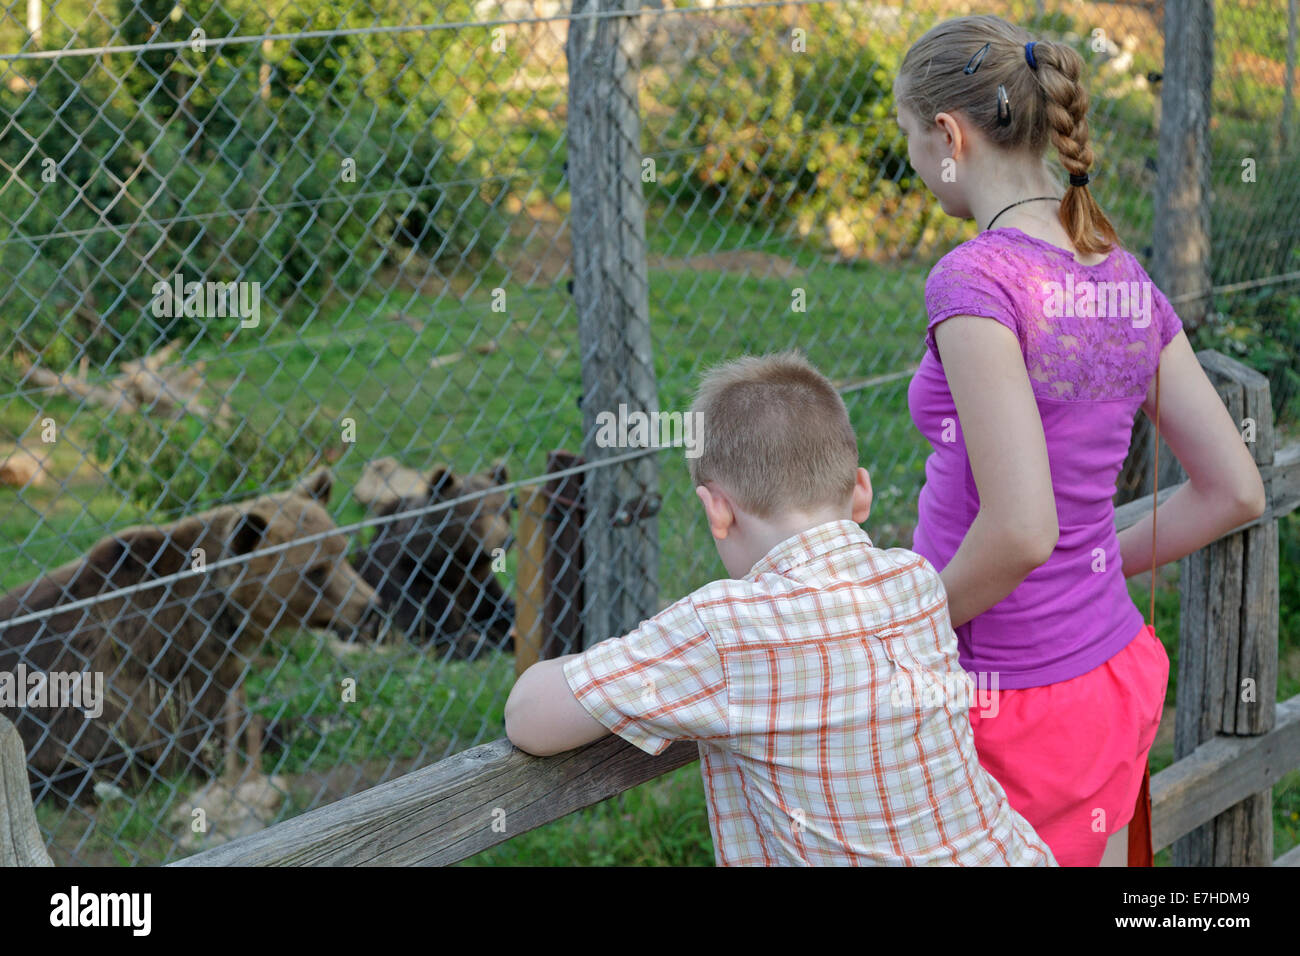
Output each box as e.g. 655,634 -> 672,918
563,519 -> 1056,866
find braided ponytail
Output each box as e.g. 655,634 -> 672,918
895,15 -> 1122,255
1031,40 -> 1120,255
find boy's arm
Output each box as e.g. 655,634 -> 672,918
504,591 -> 727,758
504,654 -> 609,757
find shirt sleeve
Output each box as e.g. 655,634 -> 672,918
562,593 -> 728,756
923,243 -> 1022,363
1150,279 -> 1185,349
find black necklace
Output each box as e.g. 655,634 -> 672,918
984,195 -> 1060,232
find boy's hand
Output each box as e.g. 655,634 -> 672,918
505,654 -> 611,756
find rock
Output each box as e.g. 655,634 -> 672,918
171,774 -> 289,853
93,781 -> 128,805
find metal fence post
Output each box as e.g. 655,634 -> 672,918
567,0 -> 660,649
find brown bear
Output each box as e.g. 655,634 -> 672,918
354,462 -> 515,659
0,468 -> 380,801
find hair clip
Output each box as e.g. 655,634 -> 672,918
996,84 -> 1011,126
963,42 -> 991,74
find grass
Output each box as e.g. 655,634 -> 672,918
37,772 -> 199,866
245,632 -> 516,775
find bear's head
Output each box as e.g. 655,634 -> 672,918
356,461 -> 515,653
211,467 -> 381,637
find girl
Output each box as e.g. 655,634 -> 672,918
892,14 -> 1266,866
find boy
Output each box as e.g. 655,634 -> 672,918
504,352 -> 1055,866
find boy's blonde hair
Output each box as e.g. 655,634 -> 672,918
688,351 -> 858,518
894,14 -> 1120,256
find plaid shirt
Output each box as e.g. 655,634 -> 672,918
563,519 -> 1055,866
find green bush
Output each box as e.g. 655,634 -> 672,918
1192,287 -> 1300,425
1212,156 -> 1300,290
0,4 -> 505,376
648,5 -> 971,261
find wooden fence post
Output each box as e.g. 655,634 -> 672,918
1153,0 -> 1214,327
514,484 -> 548,677
1119,0 -> 1215,503
567,0 -> 661,649
543,451 -> 586,658
1173,351 -> 1278,865
1,716 -> 52,866
513,452 -> 593,674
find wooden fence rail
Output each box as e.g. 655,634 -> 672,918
161,350 -> 1300,867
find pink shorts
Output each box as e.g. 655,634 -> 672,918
967,624 -> 1170,866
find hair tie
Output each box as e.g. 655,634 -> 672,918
1069,172 -> 1090,187
1024,41 -> 1038,69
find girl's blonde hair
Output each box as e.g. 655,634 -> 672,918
894,14 -> 1120,255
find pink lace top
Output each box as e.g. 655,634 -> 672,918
907,227 -> 1183,688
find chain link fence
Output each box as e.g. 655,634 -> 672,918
0,0 -> 1294,864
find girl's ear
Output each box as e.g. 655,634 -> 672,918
933,111 -> 967,159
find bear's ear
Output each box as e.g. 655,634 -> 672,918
229,511 -> 270,555
87,526 -> 180,583
372,496 -> 401,518
488,461 -> 509,486
429,466 -> 462,499
293,467 -> 333,504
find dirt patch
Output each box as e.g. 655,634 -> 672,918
649,249 -> 802,278
1230,48 -> 1296,89
497,193 -> 804,283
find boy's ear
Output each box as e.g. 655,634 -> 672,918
695,484 -> 735,541
850,467 -> 873,525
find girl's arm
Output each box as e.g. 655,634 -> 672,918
1117,330 -> 1266,576
931,315 -> 1060,628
